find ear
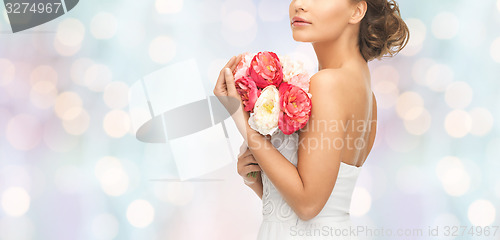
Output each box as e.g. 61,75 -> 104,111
349,1 -> 367,24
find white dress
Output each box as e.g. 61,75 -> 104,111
257,130 -> 362,240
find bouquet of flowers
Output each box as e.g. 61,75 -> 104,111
232,51 -> 313,178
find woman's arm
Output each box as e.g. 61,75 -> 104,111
239,69 -> 355,221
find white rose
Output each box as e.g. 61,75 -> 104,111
248,85 -> 280,136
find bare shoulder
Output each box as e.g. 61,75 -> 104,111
309,68 -> 366,104
310,68 -> 357,84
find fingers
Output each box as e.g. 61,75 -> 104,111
224,55 -> 243,96
240,165 -> 262,179
230,54 -> 242,72
213,55 -> 241,97
214,56 -> 235,96
224,68 -> 237,97
224,54 -> 243,85
238,153 -> 254,166
224,55 -> 236,69
214,70 -> 227,96
247,165 -> 261,173
237,149 -> 258,172
223,55 -> 239,76
238,148 -> 252,160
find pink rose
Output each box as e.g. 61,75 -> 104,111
287,73 -> 310,93
249,51 -> 283,88
235,76 -> 261,113
278,82 -> 312,135
279,55 -> 311,93
233,52 -> 254,80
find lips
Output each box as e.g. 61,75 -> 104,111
291,16 -> 311,24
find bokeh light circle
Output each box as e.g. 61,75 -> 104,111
468,199 -> 496,227
490,37 -> 500,64
436,156 -> 470,196
350,187 -> 371,216
56,18 -> 85,46
1,187 -> 30,217
54,18 -> 85,56
468,108 -> 494,136
94,156 -> 130,196
103,110 -> 131,138
444,110 -> 471,138
404,108 -> 431,135
396,91 -> 424,120
126,199 -> 155,228
54,91 -> 83,120
29,65 -> 57,86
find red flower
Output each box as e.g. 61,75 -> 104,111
278,82 -> 312,135
235,76 -> 261,113
248,51 -> 283,88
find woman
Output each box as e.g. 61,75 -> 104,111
213,0 -> 409,239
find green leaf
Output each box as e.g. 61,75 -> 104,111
247,171 -> 258,178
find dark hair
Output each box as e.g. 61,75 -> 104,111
355,0 -> 410,62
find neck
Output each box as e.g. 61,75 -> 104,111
312,26 -> 363,71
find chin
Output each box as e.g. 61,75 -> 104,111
291,32 -> 313,43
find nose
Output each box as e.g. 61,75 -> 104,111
292,0 -> 306,12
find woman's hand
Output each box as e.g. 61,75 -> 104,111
213,55 -> 241,102
237,141 -> 262,185
213,55 -> 251,139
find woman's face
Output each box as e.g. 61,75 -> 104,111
289,0 -> 355,43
